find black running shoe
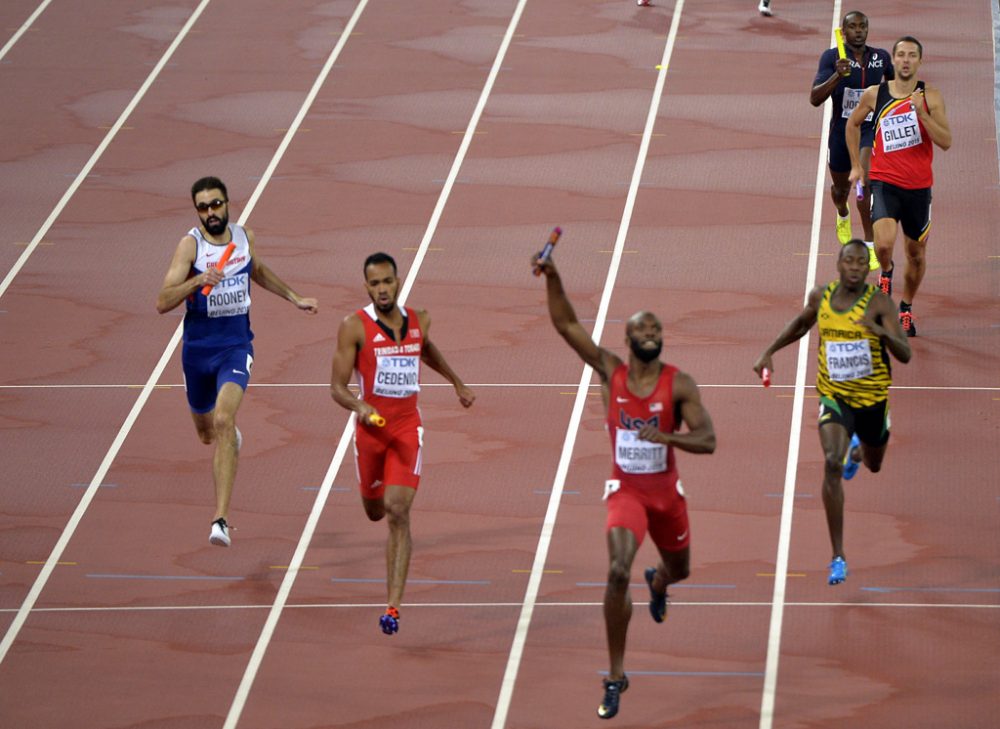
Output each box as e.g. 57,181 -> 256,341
597,675 -> 629,720
644,567 -> 668,623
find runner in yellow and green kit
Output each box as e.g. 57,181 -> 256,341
753,240 -> 911,585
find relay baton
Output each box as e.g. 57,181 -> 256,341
368,413 -> 386,427
761,367 -> 771,388
532,226 -> 563,276
834,29 -> 850,76
200,242 -> 236,296
855,180 -> 864,201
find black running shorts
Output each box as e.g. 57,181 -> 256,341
870,179 -> 932,242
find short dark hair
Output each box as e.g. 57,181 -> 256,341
191,176 -> 228,202
893,36 -> 923,58
363,252 -> 397,277
842,11 -> 867,26
838,238 -> 869,259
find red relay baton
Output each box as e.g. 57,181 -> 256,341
201,242 -> 236,296
532,227 -> 562,276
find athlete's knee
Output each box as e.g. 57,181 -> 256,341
606,560 -> 631,591
212,410 -> 236,438
823,453 -> 844,476
384,499 -> 411,527
363,500 -> 385,522
830,182 -> 849,201
666,560 -> 690,583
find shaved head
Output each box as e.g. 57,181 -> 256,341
626,310 -> 660,334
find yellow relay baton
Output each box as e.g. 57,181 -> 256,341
834,28 -> 850,77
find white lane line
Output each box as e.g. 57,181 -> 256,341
490,4 -> 687,727
0,0 -> 52,63
758,2 -> 842,727
2,382 -> 997,391
0,0 -> 361,667
6,600 -> 996,614
0,0 -> 212,301
220,1 -> 532,726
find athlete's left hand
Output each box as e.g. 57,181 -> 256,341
455,384 -> 476,408
294,296 -> 319,314
909,89 -> 926,118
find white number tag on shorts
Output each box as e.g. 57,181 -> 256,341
602,479 -> 621,501
373,355 -> 420,398
614,428 -> 667,474
824,339 -> 873,381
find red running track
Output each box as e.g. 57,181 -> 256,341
0,1 -> 997,727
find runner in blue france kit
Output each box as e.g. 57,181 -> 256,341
811,11 -> 892,262
157,177 -> 318,547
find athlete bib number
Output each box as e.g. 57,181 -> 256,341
880,108 -> 923,152
373,355 -> 420,398
207,273 -> 250,318
614,428 -> 666,475
842,88 -> 862,119
825,339 -> 873,381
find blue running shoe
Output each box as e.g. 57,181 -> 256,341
842,434 -> 861,480
379,606 -> 399,635
828,556 -> 848,585
644,567 -> 667,623
597,675 -> 629,719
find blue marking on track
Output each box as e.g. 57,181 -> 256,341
86,573 -> 245,581
331,577 -> 490,585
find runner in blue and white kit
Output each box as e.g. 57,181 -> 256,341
810,11 -> 893,266
157,177 -> 318,546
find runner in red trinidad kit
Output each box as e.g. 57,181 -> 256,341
534,254 -> 716,720
846,36 -> 952,336
330,252 -> 475,635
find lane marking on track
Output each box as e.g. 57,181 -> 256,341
222,1 -> 536,727
758,3 -> 843,728
491,4 -> 688,727
5,382 -> 998,391
4,600 -> 995,614
0,0 -> 213,301
0,0 -> 52,63
0,0 -> 357,670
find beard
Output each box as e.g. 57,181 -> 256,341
204,212 -> 228,236
629,335 -> 661,363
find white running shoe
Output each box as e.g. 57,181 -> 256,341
637,0 -> 651,6
235,426 -> 242,453
210,518 -> 231,547
758,0 -> 772,16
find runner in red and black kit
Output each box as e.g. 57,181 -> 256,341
810,11 -> 893,263
535,253 -> 716,721
330,252 -> 474,635
847,36 -> 952,336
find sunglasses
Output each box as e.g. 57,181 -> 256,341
195,198 -> 227,213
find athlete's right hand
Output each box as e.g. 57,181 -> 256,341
847,165 -> 864,187
752,354 -> 773,379
531,253 -> 555,277
835,58 -> 851,77
200,267 -> 224,289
